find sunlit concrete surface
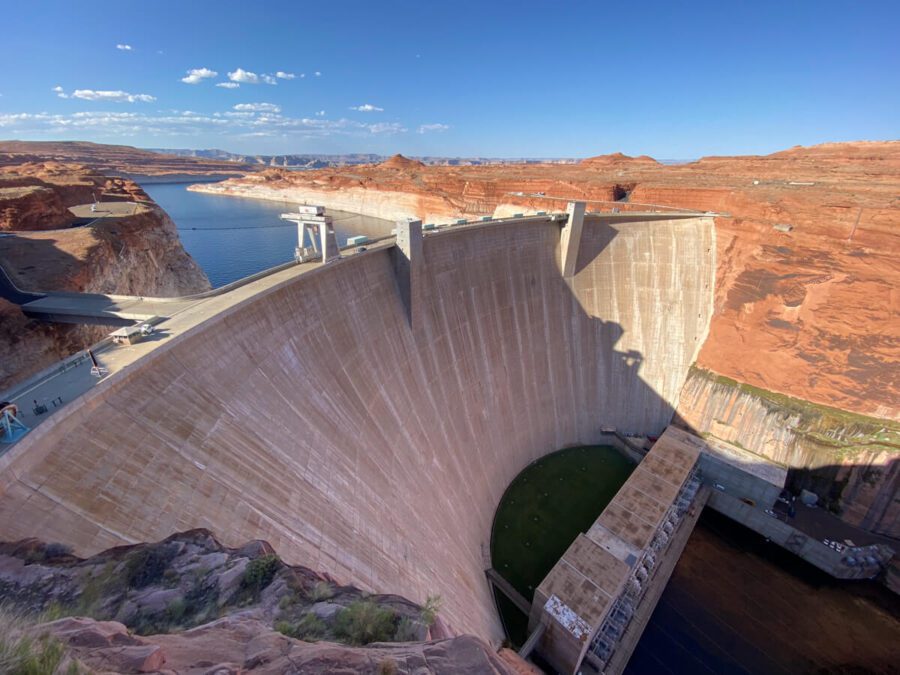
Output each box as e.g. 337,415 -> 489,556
0,213 -> 714,640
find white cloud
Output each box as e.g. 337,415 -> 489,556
314,71 -> 321,77
417,123 -> 450,134
67,89 -> 156,103
315,110 -> 325,116
228,68 -> 260,84
52,85 -> 68,99
299,73 -> 306,79
233,102 -> 281,113
350,103 -> 383,112
216,82 -> 240,89
275,71 -> 295,80
116,44 -> 133,51
181,68 -> 218,84
0,109 -> 407,139
369,122 -> 407,134
261,74 -> 277,85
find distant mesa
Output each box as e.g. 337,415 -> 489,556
380,153 -> 426,170
581,152 -> 659,166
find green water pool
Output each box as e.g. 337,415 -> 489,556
490,445 -> 635,647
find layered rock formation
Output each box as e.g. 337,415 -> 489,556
191,142 -> 900,526
0,530 -> 520,674
0,140 -> 259,180
0,162 -> 210,390
678,368 -> 900,538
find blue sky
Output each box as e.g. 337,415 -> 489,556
1,0 -> 897,157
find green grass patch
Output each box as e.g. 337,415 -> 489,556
490,445 -> 634,647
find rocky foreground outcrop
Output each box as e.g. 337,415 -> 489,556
0,161 -> 210,391
0,530 -> 528,674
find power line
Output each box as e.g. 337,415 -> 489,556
178,214 -> 365,232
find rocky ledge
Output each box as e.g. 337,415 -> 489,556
0,161 -> 210,391
0,530 -> 533,674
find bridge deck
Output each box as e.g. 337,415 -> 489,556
20,292 -> 199,325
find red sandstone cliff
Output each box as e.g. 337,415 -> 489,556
0,140 -> 258,178
0,162 -> 210,390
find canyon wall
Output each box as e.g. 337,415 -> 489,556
0,214 -> 714,641
678,367 -> 900,538
190,179 -> 427,222
0,163 -> 210,391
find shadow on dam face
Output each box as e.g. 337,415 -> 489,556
0,213 -> 716,640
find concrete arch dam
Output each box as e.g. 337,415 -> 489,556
0,212 -> 714,641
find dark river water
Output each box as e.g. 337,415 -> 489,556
142,182 -> 392,288
491,452 -> 900,675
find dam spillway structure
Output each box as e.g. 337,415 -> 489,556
0,206 -> 717,666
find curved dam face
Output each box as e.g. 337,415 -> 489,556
0,214 -> 714,640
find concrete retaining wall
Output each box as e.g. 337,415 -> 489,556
707,492 -> 886,579
0,215 -> 714,640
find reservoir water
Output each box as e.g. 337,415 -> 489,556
142,182 -> 393,288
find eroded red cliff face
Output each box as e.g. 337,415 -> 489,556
0,162 -> 210,390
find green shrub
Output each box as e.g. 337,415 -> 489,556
0,606 -> 69,675
274,620 -> 294,636
420,595 -> 441,627
165,598 -> 187,625
394,616 -> 420,642
43,543 -> 73,560
0,634 -> 67,675
333,600 -> 397,645
240,555 -> 279,597
275,612 -> 327,641
162,568 -> 180,587
377,658 -> 399,675
125,546 -> 176,589
295,612 -> 327,641
305,581 -> 334,602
